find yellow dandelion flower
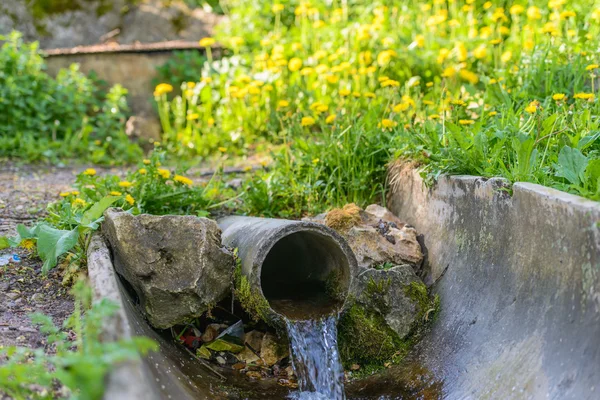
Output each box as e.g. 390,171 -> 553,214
510,5 -> 525,15
157,169 -> 170,179
381,79 -> 400,87
83,168 -> 96,176
138,168 -> 147,175
393,102 -> 410,113
72,198 -> 87,208
459,69 -> 479,84
20,238 -> 35,250
218,147 -> 227,152
527,6 -> 541,20
315,104 -> 328,113
174,175 -> 193,186
288,58 -> 303,72
59,192 -> 71,197
301,116 -> 316,127
325,115 -> 336,124
339,89 -> 351,96
325,74 -> 339,84
118,181 -> 134,188
459,119 -> 475,125
272,3 -> 284,12
473,45 -> 487,60
199,37 -> 216,47
110,191 -> 122,196
154,83 -> 173,96
125,194 -> 135,206
187,113 -> 200,121
71,191 -> 80,196
525,100 -> 540,113
143,159 -> 151,165
381,119 -> 397,129
552,93 -> 566,101
277,100 -> 289,109
441,67 -> 456,78
573,93 -> 595,100
364,92 -> 376,98
586,64 -> 599,71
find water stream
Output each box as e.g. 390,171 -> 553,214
285,316 -> 346,399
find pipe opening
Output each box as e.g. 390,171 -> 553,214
260,231 -> 351,320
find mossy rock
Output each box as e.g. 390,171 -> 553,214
338,304 -> 409,369
338,267 -> 440,371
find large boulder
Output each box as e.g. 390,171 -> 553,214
102,208 -> 233,329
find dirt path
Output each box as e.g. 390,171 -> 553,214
0,163 -> 126,351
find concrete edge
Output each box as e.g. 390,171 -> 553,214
87,233 -> 159,400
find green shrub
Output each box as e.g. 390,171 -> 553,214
0,31 -> 142,164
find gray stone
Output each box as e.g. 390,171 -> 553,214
364,204 -> 406,227
201,323 -> 220,343
6,292 -> 20,300
31,293 -> 43,302
260,333 -> 289,367
237,330 -> 264,364
354,265 -> 423,339
345,224 -> 423,271
102,208 -> 233,329
307,204 -> 423,271
119,0 -> 220,45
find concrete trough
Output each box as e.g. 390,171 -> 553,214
386,162 -> 600,400
87,163 -> 600,399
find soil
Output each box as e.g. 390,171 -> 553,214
0,162 -> 127,352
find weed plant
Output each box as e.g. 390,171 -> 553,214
153,0 -> 600,212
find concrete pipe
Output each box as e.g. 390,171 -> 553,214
218,216 -> 357,321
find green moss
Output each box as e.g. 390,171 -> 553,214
233,250 -> 271,324
404,281 -> 441,335
365,276 -> 391,314
325,269 -> 345,302
338,304 -> 406,370
338,280 -> 441,375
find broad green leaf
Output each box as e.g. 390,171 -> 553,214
578,131 -> 600,151
81,196 -> 119,227
16,224 -> 38,239
585,159 -> 600,193
36,225 -> 79,274
0,236 -> 9,250
554,146 -> 588,186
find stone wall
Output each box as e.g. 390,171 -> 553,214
0,0 -> 220,49
387,161 -> 600,400
45,50 -> 173,118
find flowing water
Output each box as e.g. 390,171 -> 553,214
285,316 -> 346,400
